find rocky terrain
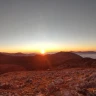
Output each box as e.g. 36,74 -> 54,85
0,52 -> 96,96
0,68 -> 96,96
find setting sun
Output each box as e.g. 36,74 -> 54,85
40,49 -> 45,54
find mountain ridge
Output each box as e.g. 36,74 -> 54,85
0,52 -> 96,74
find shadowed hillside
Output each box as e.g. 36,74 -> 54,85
0,52 -> 96,74
0,52 -> 82,72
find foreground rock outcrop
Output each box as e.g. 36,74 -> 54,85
0,68 -> 96,96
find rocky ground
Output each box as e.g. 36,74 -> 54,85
0,68 -> 96,96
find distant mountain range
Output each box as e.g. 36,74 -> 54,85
0,52 -> 36,56
0,51 -> 96,56
75,51 -> 96,54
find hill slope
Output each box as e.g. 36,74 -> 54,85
0,52 -> 82,73
0,52 -> 96,74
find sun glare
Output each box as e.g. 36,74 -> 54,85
40,49 -> 45,54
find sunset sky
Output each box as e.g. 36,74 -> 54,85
0,0 -> 96,53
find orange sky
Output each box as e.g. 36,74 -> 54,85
0,43 -> 96,53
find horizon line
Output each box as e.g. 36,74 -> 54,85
0,50 -> 96,54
